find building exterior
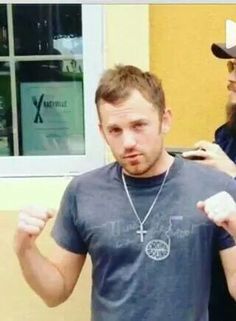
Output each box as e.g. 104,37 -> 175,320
1,3 -> 235,321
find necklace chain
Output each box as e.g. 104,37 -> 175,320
122,168 -> 169,242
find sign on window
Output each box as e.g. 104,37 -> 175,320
20,81 -> 85,156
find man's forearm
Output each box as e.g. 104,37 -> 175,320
17,245 -> 67,307
227,270 -> 236,301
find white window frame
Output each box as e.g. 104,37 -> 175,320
0,4 -> 105,177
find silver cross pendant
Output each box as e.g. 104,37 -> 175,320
136,224 -> 147,243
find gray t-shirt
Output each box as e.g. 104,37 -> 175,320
52,156 -> 236,321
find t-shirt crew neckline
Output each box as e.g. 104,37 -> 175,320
115,156 -> 183,188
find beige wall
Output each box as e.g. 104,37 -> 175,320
1,5 -> 149,321
1,211 -> 92,321
105,4 -> 149,69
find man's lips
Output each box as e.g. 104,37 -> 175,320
123,153 -> 141,160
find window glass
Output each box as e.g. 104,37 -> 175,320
0,62 -> 12,156
11,4 -> 84,156
0,5 -> 8,56
0,4 -> 104,176
16,60 -> 84,156
13,4 -> 82,56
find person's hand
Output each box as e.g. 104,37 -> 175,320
182,140 -> 236,177
14,205 -> 55,255
197,191 -> 236,238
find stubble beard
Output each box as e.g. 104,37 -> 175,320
121,147 -> 164,177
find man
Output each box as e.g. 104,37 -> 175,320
183,43 -> 236,321
212,43 -> 236,163
15,65 -> 236,321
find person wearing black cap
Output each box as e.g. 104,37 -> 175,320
209,42 -> 236,321
183,42 -> 236,321
211,42 -> 236,164
183,42 -> 236,174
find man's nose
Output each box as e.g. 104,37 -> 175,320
228,70 -> 236,82
122,131 -> 137,149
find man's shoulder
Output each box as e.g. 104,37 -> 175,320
68,162 -> 119,189
177,158 -> 236,200
215,123 -> 231,140
181,156 -> 233,182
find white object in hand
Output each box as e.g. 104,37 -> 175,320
204,191 -> 236,221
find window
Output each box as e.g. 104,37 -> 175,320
0,4 -> 104,177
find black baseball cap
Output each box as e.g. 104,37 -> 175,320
211,43 -> 236,59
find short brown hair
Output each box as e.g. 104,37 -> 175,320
95,65 -> 166,119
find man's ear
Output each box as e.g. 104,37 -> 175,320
161,108 -> 172,134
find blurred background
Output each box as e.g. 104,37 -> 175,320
0,3 -> 235,321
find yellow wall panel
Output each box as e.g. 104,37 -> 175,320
150,4 -> 236,147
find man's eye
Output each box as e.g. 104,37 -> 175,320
109,127 -> 121,134
134,123 -> 145,129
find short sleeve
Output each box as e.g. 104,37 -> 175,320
51,180 -> 88,255
216,227 -> 235,251
217,178 -> 236,251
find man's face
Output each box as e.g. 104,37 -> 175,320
227,59 -> 236,103
99,89 -> 171,177
226,59 -> 236,129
